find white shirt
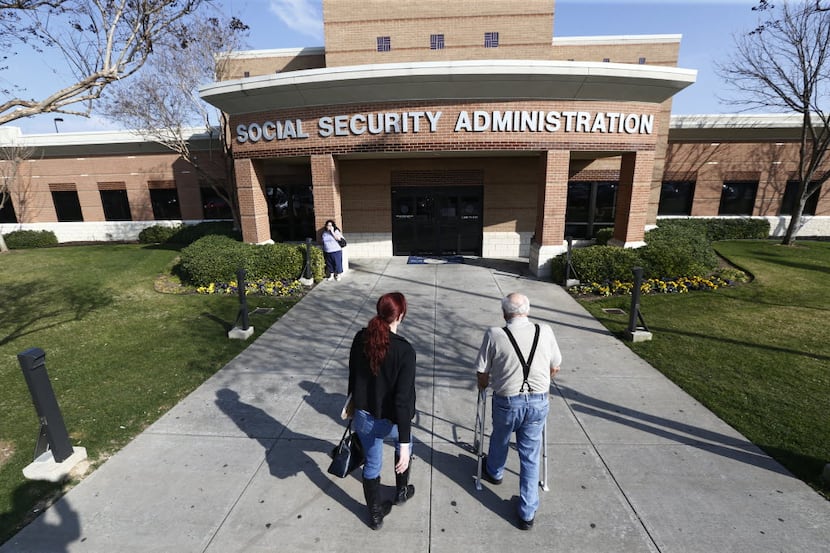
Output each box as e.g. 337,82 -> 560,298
475,316 -> 562,397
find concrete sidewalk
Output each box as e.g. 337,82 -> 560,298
3,257 -> 828,553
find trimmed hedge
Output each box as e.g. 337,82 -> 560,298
3,230 -> 58,249
177,235 -> 324,286
657,218 -> 769,240
551,222 -> 721,283
138,222 -> 240,245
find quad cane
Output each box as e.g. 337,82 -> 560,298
474,388 -> 487,491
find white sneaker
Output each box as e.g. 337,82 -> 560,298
334,274 -> 341,281
327,274 -> 334,281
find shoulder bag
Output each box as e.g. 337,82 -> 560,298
327,420 -> 364,478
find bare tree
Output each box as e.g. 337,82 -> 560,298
718,1 -> 830,245
102,14 -> 248,230
0,0 -> 211,125
0,141 -> 35,252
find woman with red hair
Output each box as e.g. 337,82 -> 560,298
348,292 -> 417,530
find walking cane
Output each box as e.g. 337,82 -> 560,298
539,419 -> 549,491
474,388 -> 487,491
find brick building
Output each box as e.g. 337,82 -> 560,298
2,0 -> 828,275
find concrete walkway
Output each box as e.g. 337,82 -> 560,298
3,257 -> 828,553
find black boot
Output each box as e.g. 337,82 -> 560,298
394,453 -> 415,505
362,476 -> 391,530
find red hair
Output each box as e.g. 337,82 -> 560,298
364,292 -> 407,375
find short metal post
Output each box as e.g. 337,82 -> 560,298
627,267 -> 650,335
236,267 -> 249,331
564,236 -> 573,286
18,348 -> 74,463
303,237 -> 313,280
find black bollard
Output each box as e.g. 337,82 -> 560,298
627,267 -> 650,334
564,236 -> 574,286
18,348 -> 74,463
303,237 -> 313,280
236,267 -> 249,331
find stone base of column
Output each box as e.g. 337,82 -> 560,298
529,242 -> 568,278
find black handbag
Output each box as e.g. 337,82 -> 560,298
337,237 -> 347,247
328,420 -> 364,478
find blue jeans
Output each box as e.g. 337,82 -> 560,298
353,409 -> 411,480
486,393 -> 549,521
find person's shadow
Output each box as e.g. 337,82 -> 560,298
0,481 -> 80,551
213,388 -> 365,520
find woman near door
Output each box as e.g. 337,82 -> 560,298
321,219 -> 345,280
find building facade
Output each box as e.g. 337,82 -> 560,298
2,0 -> 828,274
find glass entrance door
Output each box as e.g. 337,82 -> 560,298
392,186 -> 483,256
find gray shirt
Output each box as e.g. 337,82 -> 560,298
475,316 -> 562,397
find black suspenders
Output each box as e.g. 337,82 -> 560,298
503,324 -> 540,393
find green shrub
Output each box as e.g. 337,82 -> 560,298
551,245 -> 640,283
4,230 -> 58,249
657,218 -> 769,241
177,235 -> 325,286
169,221 -> 240,245
640,224 -> 718,279
594,228 -> 614,246
138,224 -> 182,244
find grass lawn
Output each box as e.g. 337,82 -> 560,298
0,243 -> 301,543
576,239 -> 830,498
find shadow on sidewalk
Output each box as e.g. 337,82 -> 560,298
557,384 -> 791,476
214,388 -> 365,521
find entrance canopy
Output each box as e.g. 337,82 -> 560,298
199,60 -> 697,115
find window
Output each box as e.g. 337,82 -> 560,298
602,58 -> 610,62
201,186 -> 232,220
430,34 -> 444,50
99,189 -> 132,221
377,36 -> 391,52
638,57 -> 646,64
719,180 -> 758,215
243,71 -> 250,78
150,188 -> 181,220
780,181 -> 821,216
51,190 -> 83,222
658,181 -> 696,215
484,32 -> 499,48
0,192 -> 17,223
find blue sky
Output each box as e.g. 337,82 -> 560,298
5,0 -> 764,134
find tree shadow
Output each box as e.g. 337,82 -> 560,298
0,281 -> 113,347
557,384 -> 793,477
213,388 -> 365,522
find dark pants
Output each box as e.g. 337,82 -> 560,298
324,250 -> 343,275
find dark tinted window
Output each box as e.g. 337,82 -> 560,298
52,190 -> 83,222
780,181 -> 821,216
100,189 -> 132,221
150,188 -> 181,220
658,181 -> 695,215
0,192 -> 17,223
719,181 -> 757,215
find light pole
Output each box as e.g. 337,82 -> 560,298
53,118 -> 64,133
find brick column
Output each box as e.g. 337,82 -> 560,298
612,150 -> 655,247
311,154 -> 342,234
530,150 -> 569,277
235,158 -> 271,244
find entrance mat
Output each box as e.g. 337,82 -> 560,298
407,255 -> 465,265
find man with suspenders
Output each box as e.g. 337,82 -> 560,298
475,293 -> 562,529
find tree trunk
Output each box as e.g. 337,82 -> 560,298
0,233 -> 8,253
782,197 -> 807,245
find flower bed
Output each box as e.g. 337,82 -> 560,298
569,276 -> 731,297
196,278 -> 305,297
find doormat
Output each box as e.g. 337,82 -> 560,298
407,255 -> 465,264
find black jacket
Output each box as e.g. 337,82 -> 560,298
348,329 -> 416,443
